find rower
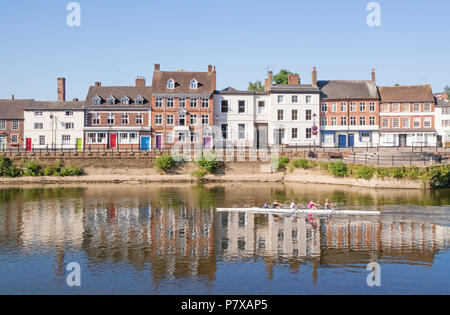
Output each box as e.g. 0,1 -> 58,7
324,199 -> 336,210
272,200 -> 283,209
308,198 -> 320,210
290,200 -> 299,209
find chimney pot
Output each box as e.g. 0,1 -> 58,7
95,82 -> 101,87
154,64 -> 160,71
208,65 -> 213,72
11,95 -> 14,101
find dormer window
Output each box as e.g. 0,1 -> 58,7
92,96 -> 101,106
190,79 -> 198,89
136,95 -> 144,105
121,96 -> 130,105
107,96 -> 116,105
167,79 -> 175,89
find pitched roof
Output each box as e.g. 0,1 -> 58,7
270,84 -> 320,94
214,87 -> 269,95
317,80 -> 378,100
25,100 -> 85,110
152,70 -> 216,95
0,99 -> 34,119
378,85 -> 435,103
84,86 -> 153,108
436,98 -> 450,107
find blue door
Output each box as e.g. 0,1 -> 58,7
348,134 -> 354,148
338,135 -> 347,148
140,136 -> 150,151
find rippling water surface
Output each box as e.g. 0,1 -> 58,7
0,183 -> 449,294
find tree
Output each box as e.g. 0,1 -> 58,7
273,69 -> 298,85
248,81 -> 265,92
444,86 -> 450,99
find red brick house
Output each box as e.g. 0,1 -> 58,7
151,64 -> 216,149
84,78 -> 153,150
0,97 -> 34,150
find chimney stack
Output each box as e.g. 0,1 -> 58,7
371,68 -> 376,83
312,67 -> 318,87
265,71 -> 273,92
211,66 -> 217,90
154,64 -> 160,71
288,74 -> 300,86
57,77 -> 66,102
136,76 -> 146,87
95,82 -> 101,87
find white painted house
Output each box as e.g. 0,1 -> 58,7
24,101 -> 85,150
435,98 -> 450,147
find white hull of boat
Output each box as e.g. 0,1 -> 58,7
216,208 -> 381,216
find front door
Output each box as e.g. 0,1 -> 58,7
399,134 -> 407,147
26,138 -> 32,151
203,137 -> 212,149
109,134 -> 117,148
76,138 -> 82,151
0,135 -> 6,150
140,136 -> 150,151
155,134 -> 162,149
338,135 -> 347,148
348,134 -> 354,148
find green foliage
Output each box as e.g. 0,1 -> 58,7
406,167 -> 425,181
23,161 -> 42,177
0,156 -> 20,177
191,169 -> 207,180
444,86 -> 450,99
354,165 -> 375,181
59,165 -> 84,177
391,167 -> 406,179
248,81 -> 265,92
292,158 -> 315,170
327,161 -> 349,177
318,162 -> 329,170
273,69 -> 298,85
425,165 -> 450,188
272,156 -> 290,171
198,154 -> 222,173
154,154 -> 176,172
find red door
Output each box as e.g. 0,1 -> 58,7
26,138 -> 32,151
109,134 -> 117,148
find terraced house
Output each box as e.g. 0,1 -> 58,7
0,97 -> 32,150
84,78 -> 153,151
378,85 -> 436,147
318,69 -> 380,148
151,64 -> 216,149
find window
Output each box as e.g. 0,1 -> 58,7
424,103 -> 431,112
292,128 -> 298,139
65,122 -> 74,129
65,111 -> 74,116
190,79 -> 198,89
10,134 -> 18,144
291,110 -> 298,121
34,111 -> 43,117
190,132 -> 198,143
392,103 -> 400,112
121,114 -> 129,125
178,132 -> 186,142
86,133 -> 106,144
190,98 -> 198,108
12,120 -> 18,130
350,102 -> 357,112
360,132 -> 370,142
402,103 -> 410,112
202,98 -> 209,108
292,95 -> 298,103
414,117 -> 421,128
179,98 -> 186,108
202,114 -> 209,125
277,95 -> 283,104
190,114 -> 197,125
369,102 -> 376,112
107,96 -> 115,105
306,96 -> 312,104
155,114 -> 163,125
118,133 -> 137,144
424,117 -> 432,128
277,110 -> 284,121
0,121 -> 5,130
119,133 -> 128,144
305,110 -> 312,121
331,117 -> 337,126
167,79 -> 175,89
167,98 -> 174,108
258,101 -> 265,113
321,116 -> 327,126
238,100 -> 245,113
323,134 -> 334,143
179,113 -> 186,126
166,132 -> 174,143
136,96 -> 144,105
107,114 -> 115,125
306,128 -> 312,139
382,117 -> 389,128
360,117 -> 366,126
321,103 -> 327,112
121,97 -> 129,105
61,135 -> 71,145
34,123 -> 43,129
92,114 -> 100,125
331,103 -> 337,112
166,114 -> 174,125
93,97 -> 101,106
340,102 -> 347,112
413,103 -> 421,112
381,104 -> 389,112
221,124 -> 228,140
155,98 -> 163,108
369,116 -> 376,126
39,135 -> 45,146
402,117 -> 410,128
392,117 -> 400,128
417,133 -> 424,143
360,102 -> 366,112
238,124 -> 246,140
350,117 -> 357,126
340,117 -> 347,126
135,115 -> 143,125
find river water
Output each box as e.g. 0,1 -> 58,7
0,183 -> 449,295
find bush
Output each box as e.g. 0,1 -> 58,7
154,154 -> 176,172
59,165 -> 83,177
272,156 -> 290,171
292,159 -> 310,170
426,165 -> 450,188
198,154 -> 222,173
318,162 -> 329,170
5,165 -> 21,177
23,161 -> 42,177
375,168 -> 390,179
354,165 -> 374,181
0,156 -> 14,176
391,167 -> 406,179
43,165 -> 57,176
328,161 -> 349,177
191,169 -> 207,180
407,167 -> 424,181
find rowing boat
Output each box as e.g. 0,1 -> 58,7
216,208 -> 381,216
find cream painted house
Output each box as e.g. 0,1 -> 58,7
435,98 -> 450,147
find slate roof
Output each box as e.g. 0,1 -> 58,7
84,86 -> 153,108
152,70 -> 216,95
214,87 -> 269,95
378,85 -> 435,103
317,80 -> 379,100
25,101 -> 85,110
0,99 -> 34,119
270,84 -> 320,94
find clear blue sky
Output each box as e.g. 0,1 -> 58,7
0,0 -> 449,101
